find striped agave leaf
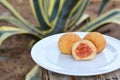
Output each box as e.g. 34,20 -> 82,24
0,0 -> 33,27
0,0 -> 42,35
30,0 -> 89,36
25,65 -> 41,80
0,16 -> 29,30
0,16 -> 44,36
0,26 -> 41,45
98,0 -> 110,15
65,0 -> 89,31
78,9 -> 120,32
68,13 -> 90,31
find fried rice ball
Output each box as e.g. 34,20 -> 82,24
84,32 -> 106,53
58,33 -> 81,55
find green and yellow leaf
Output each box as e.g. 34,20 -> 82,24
78,9 -> 120,32
30,0 -> 52,30
0,0 -> 33,27
25,65 -> 41,80
98,0 -> 110,15
68,13 -> 90,31
65,0 -> 89,31
43,0 -> 89,36
0,16 -> 28,29
0,0 -> 41,35
0,26 -> 41,45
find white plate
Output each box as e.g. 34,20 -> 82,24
31,32 -> 120,76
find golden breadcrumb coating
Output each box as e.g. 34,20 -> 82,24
84,32 -> 106,53
58,33 -> 81,55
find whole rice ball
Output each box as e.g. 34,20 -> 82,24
58,33 -> 81,55
84,32 -> 106,53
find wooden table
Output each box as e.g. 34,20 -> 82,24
40,68 -> 120,80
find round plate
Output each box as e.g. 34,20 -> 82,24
31,32 -> 120,76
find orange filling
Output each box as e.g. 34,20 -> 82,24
76,43 -> 92,58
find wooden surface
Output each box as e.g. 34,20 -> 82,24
41,68 -> 120,80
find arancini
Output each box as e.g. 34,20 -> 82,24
84,32 -> 106,53
72,40 -> 97,60
58,33 -> 81,55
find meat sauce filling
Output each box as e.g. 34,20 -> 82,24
76,43 -> 92,58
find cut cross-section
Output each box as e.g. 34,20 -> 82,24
72,40 -> 97,60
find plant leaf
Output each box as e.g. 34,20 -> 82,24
0,26 -> 41,45
68,13 -> 90,31
25,65 -> 41,80
54,0 -> 78,31
38,0 -> 53,28
43,0 -> 50,17
0,0 -> 41,35
98,0 -> 110,15
0,16 -> 43,36
49,0 -> 65,27
0,0 -> 32,26
0,16 -> 28,30
28,40 -> 36,50
30,0 -> 52,30
45,0 -> 89,36
65,0 -> 89,31
45,0 -> 60,22
78,9 -> 120,32
29,0 -> 89,36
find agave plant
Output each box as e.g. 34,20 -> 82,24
0,0 -> 120,80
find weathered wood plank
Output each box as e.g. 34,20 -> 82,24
77,76 -> 98,80
71,76 -> 77,80
41,68 -> 49,80
41,68 -> 120,80
48,71 -> 71,80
